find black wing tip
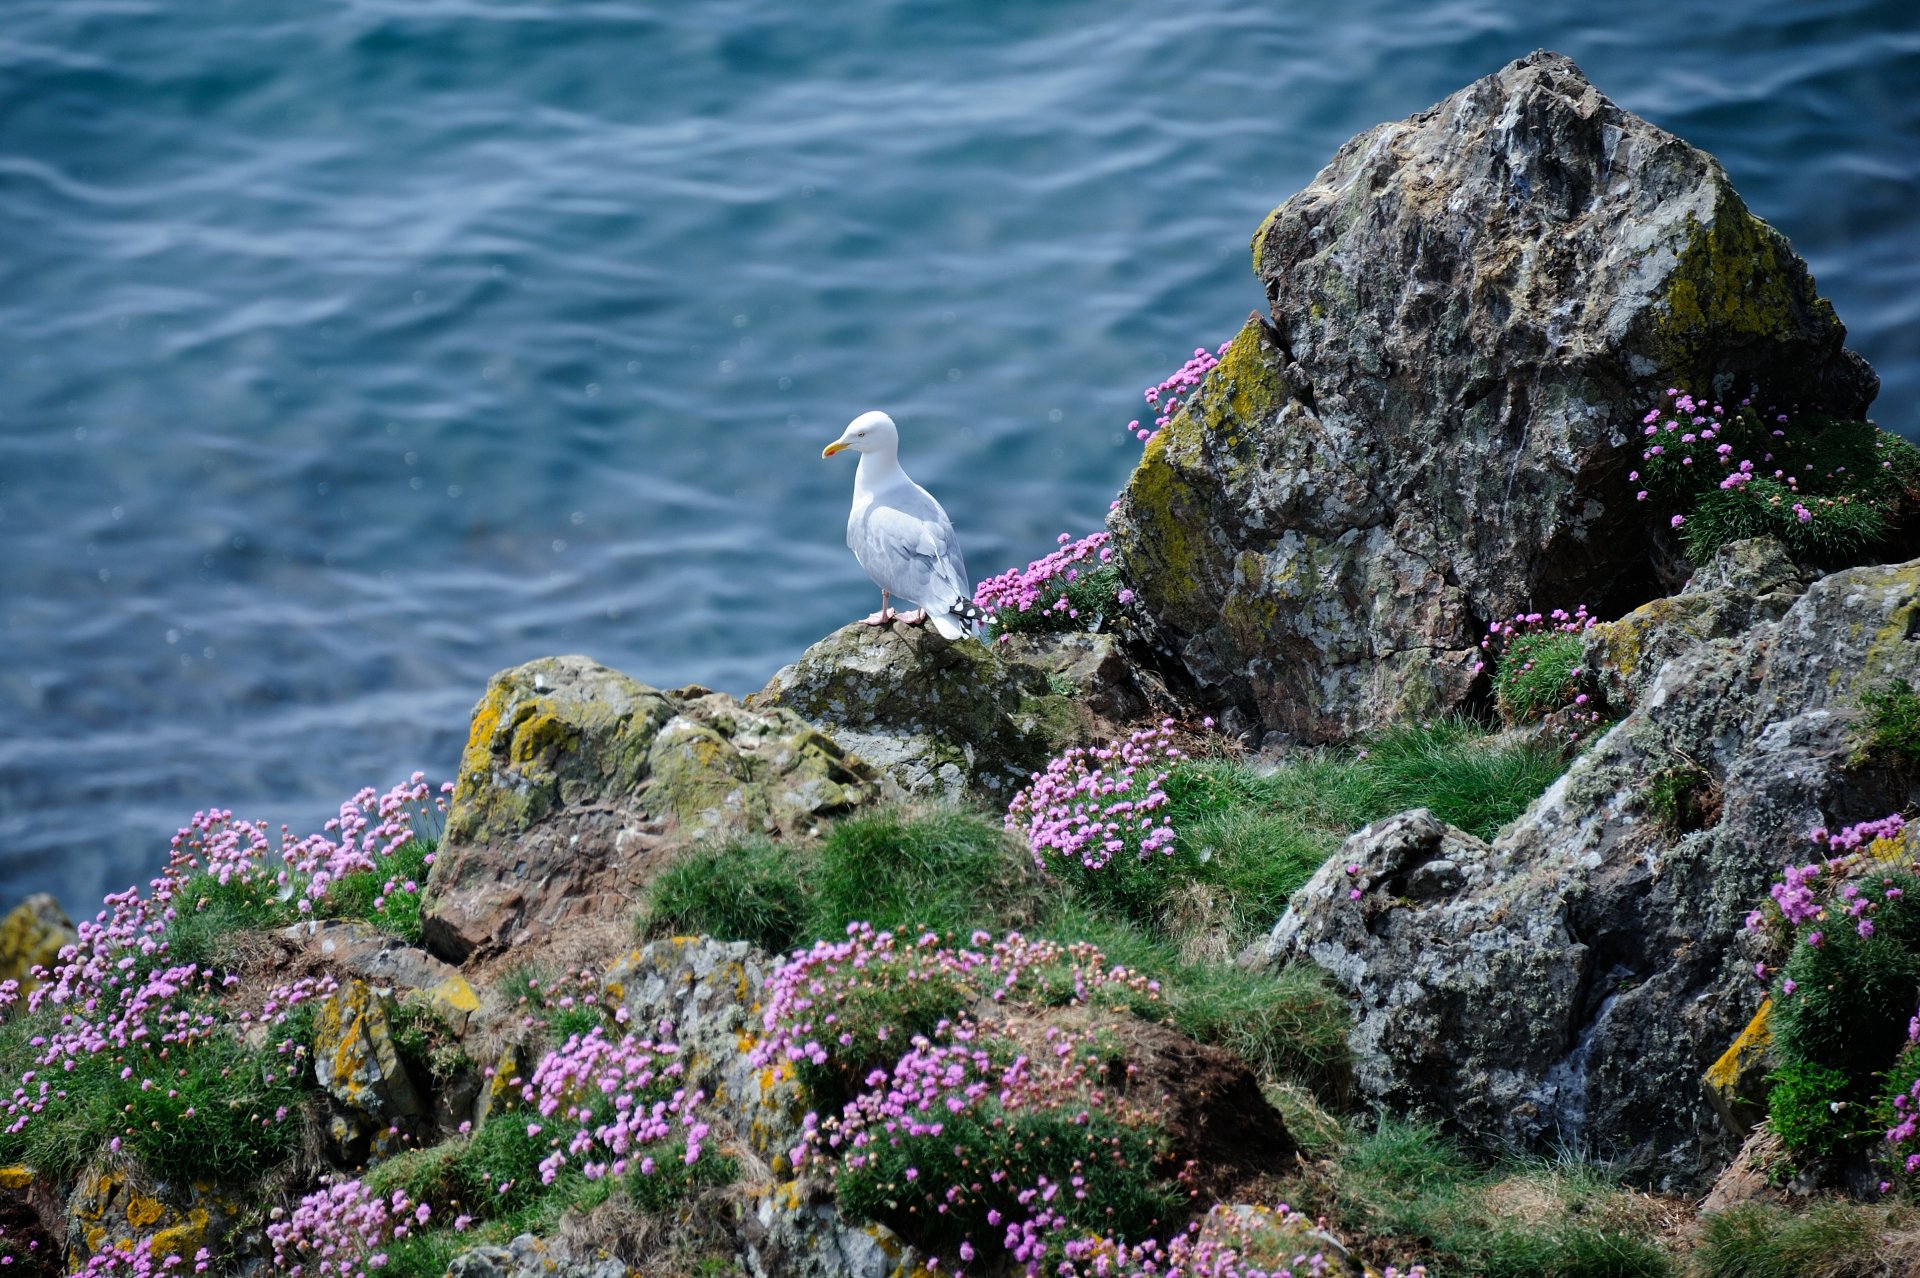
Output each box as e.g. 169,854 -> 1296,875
949,597 -> 985,625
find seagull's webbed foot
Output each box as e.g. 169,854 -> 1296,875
896,608 -> 929,625
860,608 -> 899,626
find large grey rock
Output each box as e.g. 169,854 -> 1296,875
755,622 -> 1093,799
1250,556 -> 1920,1190
423,656 -> 883,962
1112,51 -> 1876,743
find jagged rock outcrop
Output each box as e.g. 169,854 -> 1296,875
1112,50 -> 1877,742
755,622 -> 1098,799
1249,554 -> 1920,1189
422,656 -> 883,962
1582,536 -> 1810,710
311,979 -> 426,1159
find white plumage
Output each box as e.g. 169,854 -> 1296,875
821,410 -> 978,640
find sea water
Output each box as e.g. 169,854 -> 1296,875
2,0 -> 1916,909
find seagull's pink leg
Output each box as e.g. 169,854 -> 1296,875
897,608 -> 929,625
861,590 -> 897,626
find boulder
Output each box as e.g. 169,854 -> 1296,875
283,919 -> 485,1036
755,622 -> 1093,799
1111,50 -> 1876,742
1250,555 -> 1920,1190
423,656 -> 882,963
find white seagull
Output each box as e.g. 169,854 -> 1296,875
821,410 -> 981,640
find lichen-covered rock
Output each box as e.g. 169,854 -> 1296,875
603,939 -> 806,1175
284,919 -> 486,1035
1583,536 -> 1810,709
63,1162 -> 248,1273
423,656 -> 882,962
1251,555 -> 1920,1190
448,1233 -> 626,1278
755,621 -> 1092,799
1703,998 -> 1772,1140
740,1180 -> 922,1278
1112,51 -> 1876,743
311,979 -> 424,1152
0,1164 -> 61,1277
0,894 -> 75,1001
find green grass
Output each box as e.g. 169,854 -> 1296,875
810,807 -> 1032,939
644,837 -> 809,954
1306,1119 -> 1674,1278
1766,1061 -> 1859,1159
1493,631 -> 1586,723
1771,869 -> 1920,1084
322,838 -> 436,944
642,807 -> 1032,954
1861,678 -> 1920,766
1693,1201 -> 1911,1278
637,720 -> 1563,1100
0,1028 -> 306,1183
162,870 -> 289,973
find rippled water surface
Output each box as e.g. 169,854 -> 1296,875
3,0 -> 1917,909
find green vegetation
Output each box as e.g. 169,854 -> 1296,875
1493,631 -> 1587,723
1300,1118 -> 1674,1278
1645,761 -> 1714,833
1693,1200 -> 1920,1278
322,837 -> 436,944
1860,677 -> 1920,766
1771,869 -> 1920,1083
0,1019 -> 305,1183
1765,1061 -> 1859,1159
1639,397 -> 1920,567
643,717 -> 1564,1108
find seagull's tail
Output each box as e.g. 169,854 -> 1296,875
931,595 -> 984,641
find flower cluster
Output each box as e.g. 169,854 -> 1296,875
1005,721 -> 1182,872
1474,606 -> 1602,737
1747,814 -> 1909,947
973,532 -> 1130,638
0,776 -> 446,1274
268,1019 -> 710,1275
753,925 -> 1157,1086
1632,387 -> 1920,561
1883,1011 -> 1920,1179
520,1024 -> 708,1184
266,1180 -> 432,1278
1128,342 -> 1232,444
1055,1205 -> 1429,1278
757,926 -> 1169,1275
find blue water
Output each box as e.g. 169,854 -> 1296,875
3,1 -> 1917,913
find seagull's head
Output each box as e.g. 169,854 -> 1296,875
822,410 -> 898,458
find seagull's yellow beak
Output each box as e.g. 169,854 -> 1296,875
822,440 -> 850,458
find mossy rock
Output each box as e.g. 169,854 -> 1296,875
424,657 -> 882,962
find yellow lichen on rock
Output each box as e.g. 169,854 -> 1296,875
1703,998 -> 1772,1138
0,894 -> 76,998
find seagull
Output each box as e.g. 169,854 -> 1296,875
821,410 -> 981,640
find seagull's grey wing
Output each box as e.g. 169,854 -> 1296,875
854,488 -> 970,612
